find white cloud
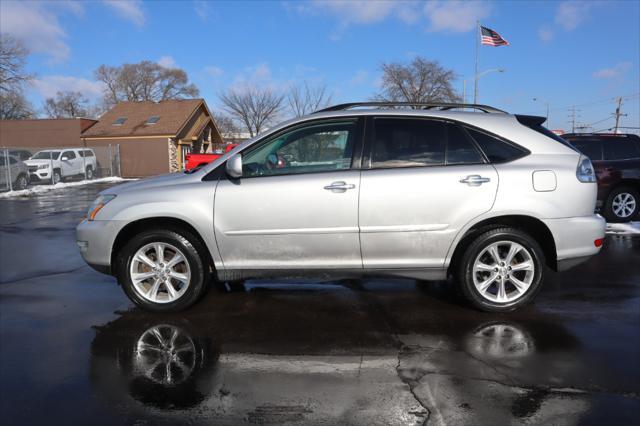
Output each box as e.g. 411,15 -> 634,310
424,1 -> 491,33
555,1 -> 592,31
538,26 -> 554,42
32,76 -> 105,101
0,1 -> 70,62
102,0 -> 145,27
350,70 -> 369,85
157,56 -> 177,68
593,62 -> 632,79
312,0 -> 417,25
205,66 -> 224,77
194,1 -> 211,20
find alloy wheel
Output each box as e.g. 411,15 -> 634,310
134,324 -> 196,385
612,192 -> 636,218
472,240 -> 535,304
129,242 -> 191,304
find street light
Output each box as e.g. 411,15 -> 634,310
463,68 -> 505,105
533,97 -> 550,122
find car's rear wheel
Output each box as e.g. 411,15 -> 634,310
456,227 -> 545,312
85,166 -> 94,180
117,229 -> 208,312
604,186 -> 639,223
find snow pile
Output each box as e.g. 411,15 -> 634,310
0,177 -> 130,199
606,222 -> 640,235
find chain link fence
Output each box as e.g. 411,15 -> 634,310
0,145 -> 121,193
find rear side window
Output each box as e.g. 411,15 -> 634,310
569,140 -> 603,160
446,124 -> 484,165
371,118 -> 446,168
465,127 -> 527,163
603,137 -> 640,160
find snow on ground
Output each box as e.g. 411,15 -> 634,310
606,222 -> 640,235
0,177 -> 131,199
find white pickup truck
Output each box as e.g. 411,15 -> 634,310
25,148 -> 97,184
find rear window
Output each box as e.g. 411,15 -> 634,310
464,127 -> 528,163
602,137 -> 640,160
516,115 -> 578,152
569,140 -> 603,160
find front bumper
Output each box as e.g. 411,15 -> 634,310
542,214 -> 606,271
76,219 -> 126,275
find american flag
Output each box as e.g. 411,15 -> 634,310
481,26 -> 509,46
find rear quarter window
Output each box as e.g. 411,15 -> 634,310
464,127 -> 528,163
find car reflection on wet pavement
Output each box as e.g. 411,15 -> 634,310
1,183 -> 639,425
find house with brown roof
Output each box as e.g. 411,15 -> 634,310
82,99 -> 222,177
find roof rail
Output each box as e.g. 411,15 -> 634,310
314,102 -> 507,114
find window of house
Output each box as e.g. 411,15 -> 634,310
242,120 -> 357,177
371,118 -> 446,168
146,115 -> 160,124
113,117 -> 127,125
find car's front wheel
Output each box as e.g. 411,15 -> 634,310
456,227 -> 545,312
116,229 -> 208,312
604,186 -> 639,223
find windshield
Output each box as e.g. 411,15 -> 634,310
31,151 -> 61,160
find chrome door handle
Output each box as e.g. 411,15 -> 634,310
324,181 -> 356,192
460,175 -> 491,186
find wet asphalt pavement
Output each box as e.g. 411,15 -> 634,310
0,183 -> 639,425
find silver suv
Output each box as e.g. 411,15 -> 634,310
77,102 -> 605,312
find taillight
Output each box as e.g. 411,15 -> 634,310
576,155 -> 596,183
594,238 -> 604,247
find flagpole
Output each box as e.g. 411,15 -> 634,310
474,20 -> 479,104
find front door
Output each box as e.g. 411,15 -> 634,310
359,117 -> 498,269
214,118 -> 364,271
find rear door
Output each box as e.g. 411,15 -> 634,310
358,117 -> 498,269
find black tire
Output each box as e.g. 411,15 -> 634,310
116,229 -> 209,312
53,169 -> 62,184
456,227 -> 545,312
603,186 -> 639,223
85,166 -> 94,180
14,174 -> 28,190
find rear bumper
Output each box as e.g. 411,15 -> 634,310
542,215 -> 606,270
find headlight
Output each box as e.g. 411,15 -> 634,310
37,164 -> 49,170
576,155 -> 596,183
87,194 -> 116,221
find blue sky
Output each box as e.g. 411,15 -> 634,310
1,0 -> 638,132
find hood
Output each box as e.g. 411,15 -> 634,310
24,159 -> 53,166
100,172 -> 199,196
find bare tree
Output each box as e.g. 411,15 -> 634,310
287,82 -> 332,117
219,87 -> 284,137
375,56 -> 459,104
94,60 -> 199,106
0,33 -> 33,93
212,111 -> 240,136
43,91 -> 91,118
0,91 -> 33,119
0,33 -> 34,119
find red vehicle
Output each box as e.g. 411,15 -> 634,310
185,144 -> 238,171
563,133 -> 640,222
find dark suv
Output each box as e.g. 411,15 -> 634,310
564,133 -> 640,222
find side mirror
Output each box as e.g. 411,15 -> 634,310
226,153 -> 243,178
61,156 -> 69,161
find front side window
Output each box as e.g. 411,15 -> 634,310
242,120 -> 356,177
62,151 -> 76,160
371,118 -> 446,168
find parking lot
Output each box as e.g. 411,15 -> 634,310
0,182 -> 639,425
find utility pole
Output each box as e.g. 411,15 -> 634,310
613,97 -> 626,134
568,106 -> 580,133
